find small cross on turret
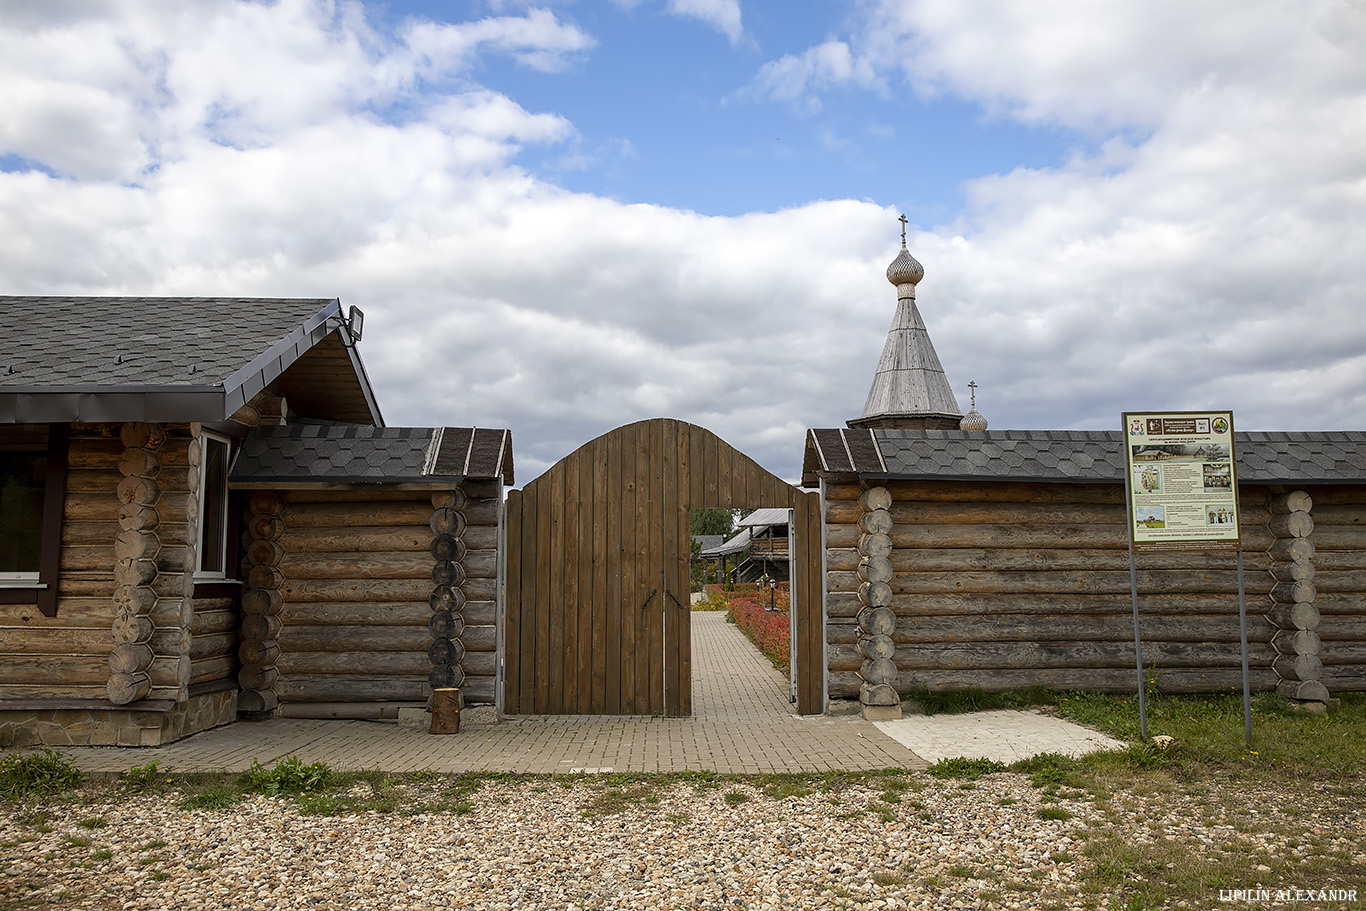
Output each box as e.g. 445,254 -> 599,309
898,213 -> 908,247
968,380 -> 978,410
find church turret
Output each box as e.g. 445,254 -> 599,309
847,216 -> 963,430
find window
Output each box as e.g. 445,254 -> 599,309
197,432 -> 230,576
0,424 -> 66,615
0,447 -> 46,580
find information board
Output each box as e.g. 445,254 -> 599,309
1122,411 -> 1240,551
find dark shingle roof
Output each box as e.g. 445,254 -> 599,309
0,296 -> 379,423
230,423 -> 513,487
802,428 -> 1366,486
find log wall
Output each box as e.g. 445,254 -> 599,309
0,421 -> 240,747
823,480 -> 1289,703
246,482 -> 501,720
1310,487 -> 1366,693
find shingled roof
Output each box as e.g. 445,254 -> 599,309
230,423 -> 513,488
0,296 -> 380,424
802,428 -> 1366,486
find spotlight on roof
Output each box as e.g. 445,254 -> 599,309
346,305 -> 364,343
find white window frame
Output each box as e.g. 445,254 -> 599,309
196,430 -> 231,579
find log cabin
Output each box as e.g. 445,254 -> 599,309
0,297 -> 510,746
801,236 -> 1366,719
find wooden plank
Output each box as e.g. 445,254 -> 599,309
561,450 -> 580,714
704,429 -> 719,508
576,443 -> 595,713
803,491 -> 824,713
605,430 -> 624,715
620,422 -> 639,713
535,464 -> 551,710
504,488 -> 523,713
644,419 -> 662,714
591,436 -> 609,713
688,422 -> 704,509
544,462 -> 562,713
661,419 -> 682,716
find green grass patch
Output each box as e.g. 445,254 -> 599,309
927,757 -> 1007,780
244,756 -> 338,797
0,749 -> 84,800
906,685 -> 1061,715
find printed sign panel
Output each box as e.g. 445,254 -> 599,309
1122,411 -> 1240,551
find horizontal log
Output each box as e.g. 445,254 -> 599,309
237,689 -> 278,713
1273,654 -> 1322,681
893,613 -> 1274,644
463,600 -> 496,627
825,524 -> 860,550
1314,571 -> 1366,593
828,569 -> 1273,597
276,651 -> 429,676
1316,593 -> 1366,615
189,631 -> 238,661
1314,551 -> 1366,572
826,591 -> 861,618
464,498 -> 500,527
242,588 -> 283,616
828,671 -> 861,699
112,614 -> 155,645
275,676 -> 428,703
463,549 -> 499,579
460,674 -> 495,705
278,526 -> 433,554
1268,512 -> 1313,539
1297,487 -> 1366,507
464,578 -> 497,602
239,664 -> 278,691
883,591 -> 1272,617
868,480 -> 1129,505
1266,602 -> 1320,630
431,488 -> 468,512
189,654 -> 236,685
61,489 -> 120,522
0,654 -> 189,687
63,519 -> 122,545
893,640 -> 1275,671
192,609 -> 237,636
462,650 -> 497,677
238,640 -> 279,667
464,525 -> 498,551
278,601 -> 428,626
1272,629 -> 1322,655
106,672 -> 150,704
1308,504 -> 1366,526
884,547 -> 1271,574
826,620 -> 858,646
278,578 -> 431,603
282,501 -> 433,528
277,625 -> 430,653
828,643 -> 862,673
278,551 -> 432,581
859,487 -> 892,511
60,543 -> 116,573
147,627 -> 186,655
108,642 -> 153,675
241,613 -> 281,642
275,701 -> 422,720
902,667 -> 1279,695
1269,491 -> 1312,515
0,684 -> 110,701
1270,580 -> 1315,603
54,577 -> 116,598
1,599 -> 116,627
1270,560 -> 1314,583
284,489 -> 434,504
149,597 -> 188,628
0,627 -> 113,656
1315,615 -> 1366,640
1318,666 -> 1366,691
1277,679 -> 1330,701
461,624 -> 497,651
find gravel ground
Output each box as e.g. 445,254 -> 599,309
3,772 -> 1362,911
4,774 -> 1092,911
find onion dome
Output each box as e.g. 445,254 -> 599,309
958,381 -> 988,430
886,244 -> 924,287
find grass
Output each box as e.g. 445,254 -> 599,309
0,750 -> 84,800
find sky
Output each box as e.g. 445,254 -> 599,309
2,0 -> 1364,484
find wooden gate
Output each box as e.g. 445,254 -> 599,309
503,419 -> 821,716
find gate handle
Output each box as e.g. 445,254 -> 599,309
641,588 -> 657,611
665,589 -> 685,609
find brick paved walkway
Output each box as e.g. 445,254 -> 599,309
54,612 -> 926,775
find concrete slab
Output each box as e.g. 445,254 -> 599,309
874,708 -> 1128,764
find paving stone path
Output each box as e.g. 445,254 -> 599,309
55,611 -> 927,774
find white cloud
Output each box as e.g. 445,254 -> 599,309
734,40 -> 882,112
666,0 -> 743,44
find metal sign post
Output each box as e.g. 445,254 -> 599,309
1122,411 -> 1248,742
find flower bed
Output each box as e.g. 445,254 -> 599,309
719,585 -> 790,672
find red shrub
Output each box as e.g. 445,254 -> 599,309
726,589 -> 791,672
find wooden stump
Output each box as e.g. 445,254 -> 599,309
430,687 -> 461,734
